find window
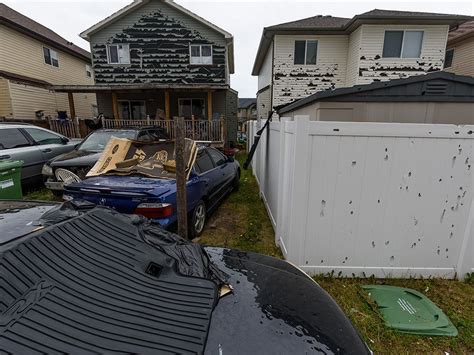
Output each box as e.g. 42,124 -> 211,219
107,44 -> 130,64
24,128 -> 63,145
194,150 -> 214,174
178,99 -> 206,119
444,49 -> 454,68
382,30 -> 424,58
207,148 -> 227,166
43,47 -> 59,67
294,40 -> 318,65
118,100 -> 146,119
148,129 -> 168,140
86,64 -> 92,78
190,44 -> 212,65
137,131 -> 152,142
0,129 -> 30,150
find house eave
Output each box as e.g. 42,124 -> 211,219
51,83 -> 231,93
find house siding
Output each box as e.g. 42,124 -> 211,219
257,86 -> 271,120
89,1 -> 228,85
272,34 -> 348,107
445,39 -> 474,76
0,78 -> 12,117
357,24 -> 449,85
258,42 -> 273,90
345,27 -> 362,87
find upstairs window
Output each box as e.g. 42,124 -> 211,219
382,30 -> 424,58
107,44 -> 130,64
190,45 -> 212,65
43,47 -> 59,67
444,48 -> 454,68
86,64 -> 92,78
294,40 -> 318,65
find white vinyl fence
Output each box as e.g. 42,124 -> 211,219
248,116 -> 474,279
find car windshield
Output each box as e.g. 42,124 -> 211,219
78,130 -> 136,152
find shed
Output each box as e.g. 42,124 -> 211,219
277,72 -> 474,124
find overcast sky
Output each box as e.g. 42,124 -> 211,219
4,0 -> 473,97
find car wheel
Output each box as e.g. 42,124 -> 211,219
189,200 -> 206,239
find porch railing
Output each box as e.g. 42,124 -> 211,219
102,116 -> 226,144
49,118 -> 81,138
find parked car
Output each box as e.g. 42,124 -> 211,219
43,127 -> 169,196
0,200 -> 371,354
0,123 -> 77,183
64,146 -> 240,238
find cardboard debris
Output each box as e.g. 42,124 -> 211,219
87,138 -> 197,180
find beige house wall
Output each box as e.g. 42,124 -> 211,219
445,38 -> 474,77
285,101 -> 474,125
0,78 -> 13,117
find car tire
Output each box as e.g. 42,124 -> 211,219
189,200 -> 206,239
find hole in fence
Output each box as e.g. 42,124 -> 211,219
333,128 -> 340,132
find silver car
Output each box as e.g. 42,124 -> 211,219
0,123 -> 77,182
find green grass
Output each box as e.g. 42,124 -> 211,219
23,187 -> 58,201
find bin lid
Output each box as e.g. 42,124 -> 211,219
0,160 -> 23,170
362,285 -> 458,336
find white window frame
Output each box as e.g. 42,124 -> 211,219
107,44 -> 130,65
86,64 -> 92,78
189,44 -> 213,65
178,98 -> 206,118
43,47 -> 59,68
294,40 -> 318,65
382,30 -> 424,59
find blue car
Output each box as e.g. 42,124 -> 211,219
64,146 -> 240,238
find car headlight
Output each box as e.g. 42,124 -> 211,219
42,164 -> 53,176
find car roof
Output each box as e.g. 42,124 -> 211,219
0,123 -> 33,129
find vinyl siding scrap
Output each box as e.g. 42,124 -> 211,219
357,24 -> 449,85
272,34 -> 348,107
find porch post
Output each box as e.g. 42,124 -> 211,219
112,92 -> 120,119
67,92 -> 76,119
207,90 -> 213,121
165,91 -> 171,120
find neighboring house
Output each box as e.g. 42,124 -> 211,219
277,72 -> 474,124
54,0 -> 238,145
0,3 -> 96,120
237,98 -> 256,134
252,9 -> 471,120
444,21 -> 474,76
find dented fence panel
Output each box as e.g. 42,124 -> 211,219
253,115 -> 474,279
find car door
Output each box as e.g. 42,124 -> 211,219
22,127 -> 73,163
207,148 -> 234,195
0,128 -> 44,180
194,149 -> 221,204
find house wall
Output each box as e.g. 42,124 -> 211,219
345,27 -> 363,87
445,38 -> 474,77
89,1 -> 228,85
285,101 -> 474,125
258,42 -> 273,90
272,34 -> 349,107
357,24 -> 449,84
257,87 -> 271,120
0,78 -> 12,117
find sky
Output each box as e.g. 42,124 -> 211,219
4,0 -> 474,97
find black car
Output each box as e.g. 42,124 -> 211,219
42,127 -> 168,196
0,200 -> 371,354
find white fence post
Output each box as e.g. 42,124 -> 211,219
286,115 -> 310,264
276,117 -> 290,247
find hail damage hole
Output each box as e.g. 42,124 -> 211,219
333,128 -> 340,132
320,200 -> 326,217
352,161 -> 357,166
372,241 -> 376,248
390,256 -> 395,262
440,209 -> 446,223
418,193 -> 422,197
408,171 -> 412,177
385,241 -> 390,245
377,199 -> 381,203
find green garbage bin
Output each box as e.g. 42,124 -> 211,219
0,160 -> 23,200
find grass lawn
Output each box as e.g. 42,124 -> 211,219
22,152 -> 473,353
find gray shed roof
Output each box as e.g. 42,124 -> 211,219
0,3 -> 91,62
278,72 -> 474,114
252,9 -> 473,75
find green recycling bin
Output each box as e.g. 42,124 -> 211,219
0,160 -> 23,200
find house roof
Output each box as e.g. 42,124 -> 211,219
278,72 -> 474,114
0,3 -> 91,62
238,98 -> 257,109
252,9 -> 473,75
448,21 -> 474,45
80,0 -> 235,73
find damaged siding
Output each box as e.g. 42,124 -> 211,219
89,1 -> 227,85
272,34 -> 348,107
257,87 -> 271,120
345,27 -> 362,87
357,24 -> 449,85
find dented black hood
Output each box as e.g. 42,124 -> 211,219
0,202 -> 370,354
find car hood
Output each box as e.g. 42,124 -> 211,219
49,149 -> 102,167
67,175 -> 176,196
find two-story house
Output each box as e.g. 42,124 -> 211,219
252,9 -> 471,119
0,3 -> 96,120
55,0 -> 238,145
444,21 -> 474,76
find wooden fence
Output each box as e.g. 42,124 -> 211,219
48,118 -> 82,138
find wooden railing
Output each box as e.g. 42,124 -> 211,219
49,118 -> 81,138
102,116 -> 226,144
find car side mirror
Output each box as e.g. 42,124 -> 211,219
61,137 -> 69,145
227,156 -> 235,162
